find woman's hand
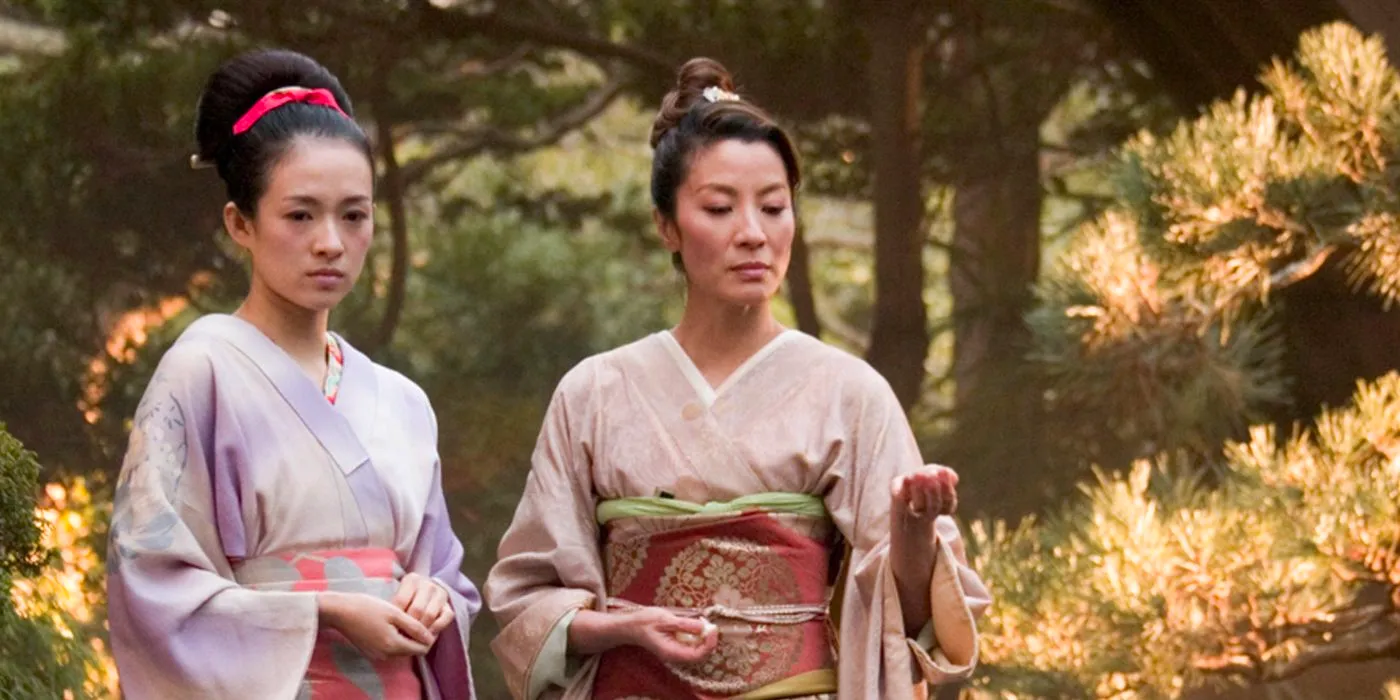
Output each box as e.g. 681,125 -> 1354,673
625,607 -> 720,664
392,572 -> 455,638
891,464 -> 958,519
889,464 -> 959,632
569,607 -> 719,664
317,591 -> 434,660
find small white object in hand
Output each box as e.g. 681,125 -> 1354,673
674,618 -> 718,645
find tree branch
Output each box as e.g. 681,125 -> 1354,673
818,306 -> 871,353
400,73 -> 625,185
805,231 -> 872,250
410,1 -> 672,76
457,45 -> 532,79
1197,614 -> 1400,684
1268,245 -> 1336,290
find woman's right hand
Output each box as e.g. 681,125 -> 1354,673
625,607 -> 720,664
317,591 -> 434,660
569,607 -> 719,664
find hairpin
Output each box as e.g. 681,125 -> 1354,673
189,154 -> 215,170
702,86 -> 741,103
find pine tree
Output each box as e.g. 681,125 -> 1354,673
973,22 -> 1400,698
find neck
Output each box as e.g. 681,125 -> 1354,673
671,293 -> 784,383
234,281 -> 329,374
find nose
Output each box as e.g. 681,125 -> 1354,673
312,219 -> 346,258
734,204 -> 766,248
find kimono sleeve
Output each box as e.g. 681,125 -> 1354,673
106,343 -> 319,699
823,366 -> 991,697
484,373 -> 603,700
408,392 -> 482,700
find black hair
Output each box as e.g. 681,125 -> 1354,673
649,58 -> 802,270
194,49 -> 371,213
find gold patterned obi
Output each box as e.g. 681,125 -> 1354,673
592,494 -> 839,700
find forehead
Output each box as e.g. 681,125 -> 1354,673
264,137 -> 373,199
684,139 -> 790,190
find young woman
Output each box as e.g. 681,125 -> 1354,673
106,49 -> 478,699
485,58 -> 989,700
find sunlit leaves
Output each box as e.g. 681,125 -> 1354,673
975,374 -> 1400,696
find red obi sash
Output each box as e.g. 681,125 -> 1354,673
235,547 -> 424,700
592,511 -> 836,699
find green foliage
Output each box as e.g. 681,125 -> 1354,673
1029,211 -> 1291,464
1030,22 -> 1400,464
1121,23 -> 1400,306
992,22 -> 1400,698
0,601 -> 97,700
379,102 -> 673,394
0,427 -> 98,698
974,372 -> 1400,698
0,426 -> 45,583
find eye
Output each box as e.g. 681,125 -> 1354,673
703,205 -> 732,216
762,204 -> 789,216
286,210 -> 313,222
344,210 -> 370,223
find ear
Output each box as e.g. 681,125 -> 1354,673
654,209 -> 681,253
223,202 -> 255,250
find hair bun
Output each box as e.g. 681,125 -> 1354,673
194,49 -> 354,165
649,57 -> 737,147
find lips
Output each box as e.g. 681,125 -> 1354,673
731,262 -> 770,272
308,269 -> 346,287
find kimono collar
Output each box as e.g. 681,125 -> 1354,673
184,314 -> 372,475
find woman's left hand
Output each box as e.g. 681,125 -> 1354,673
392,572 -> 455,640
889,464 -> 958,632
891,464 -> 958,521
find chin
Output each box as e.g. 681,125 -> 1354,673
289,292 -> 347,314
720,290 -> 776,307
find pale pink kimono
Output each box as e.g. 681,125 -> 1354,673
106,314 -> 479,699
485,330 -> 990,699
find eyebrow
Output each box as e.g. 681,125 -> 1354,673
281,194 -> 373,206
694,182 -> 789,196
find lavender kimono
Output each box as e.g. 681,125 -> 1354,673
107,314 -> 479,699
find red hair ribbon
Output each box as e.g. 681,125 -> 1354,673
232,86 -> 347,135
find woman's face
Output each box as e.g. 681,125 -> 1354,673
658,138 -> 795,307
224,136 -> 374,314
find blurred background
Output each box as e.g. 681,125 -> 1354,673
3,1 -> 1400,698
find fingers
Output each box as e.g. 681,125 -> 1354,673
892,473 -> 929,517
643,611 -> 720,664
404,580 -> 445,626
652,629 -> 718,664
932,469 -> 957,515
658,615 -> 707,635
386,633 -> 431,658
387,605 -> 435,647
391,573 -> 422,610
429,604 -> 455,636
892,467 -> 962,518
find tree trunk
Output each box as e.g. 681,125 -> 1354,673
365,111 -> 409,356
945,109 -> 1045,520
862,1 -> 930,409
